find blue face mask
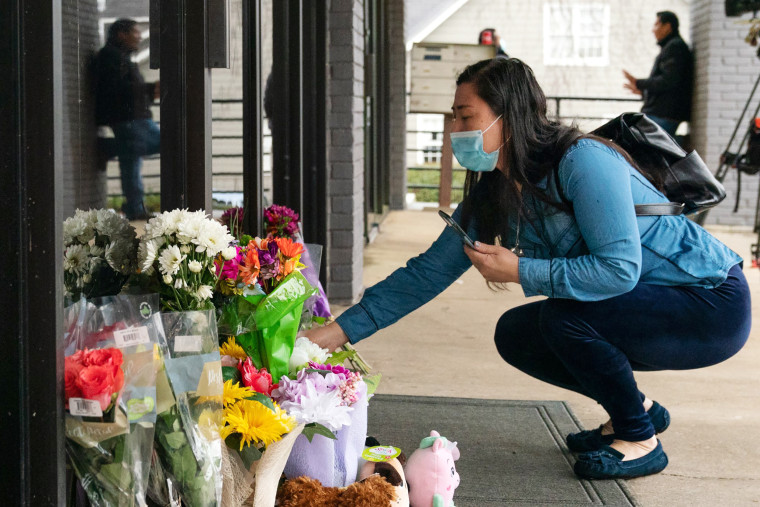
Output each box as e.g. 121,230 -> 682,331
450,115 -> 503,172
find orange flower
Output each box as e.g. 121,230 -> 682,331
279,257 -> 298,279
239,247 -> 260,286
275,237 -> 303,259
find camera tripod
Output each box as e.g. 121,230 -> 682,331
699,69 -> 760,267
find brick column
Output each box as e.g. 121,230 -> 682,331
62,0 -> 104,217
327,0 -> 365,303
691,1 -> 760,226
387,0 -> 406,210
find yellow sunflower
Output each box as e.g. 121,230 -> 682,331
223,379 -> 254,407
220,399 -> 295,450
219,337 -> 247,361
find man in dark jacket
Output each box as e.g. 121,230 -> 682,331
94,18 -> 160,220
623,11 -> 693,136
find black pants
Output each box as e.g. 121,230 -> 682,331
494,264 -> 751,441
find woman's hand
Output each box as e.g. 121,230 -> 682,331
465,241 -> 521,284
301,322 -> 350,352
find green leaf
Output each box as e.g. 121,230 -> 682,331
244,391 -> 276,411
363,373 -> 382,396
99,462 -> 132,491
222,365 -> 242,384
301,422 -> 337,442
238,442 -> 263,469
112,436 -> 125,463
164,430 -> 188,450
326,349 -> 355,365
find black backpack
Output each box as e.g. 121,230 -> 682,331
556,113 -> 726,216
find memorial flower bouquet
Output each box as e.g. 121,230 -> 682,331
137,209 -> 233,506
273,350 -> 379,488
137,209 -> 235,312
64,294 -> 162,506
63,208 -> 139,301
215,235 -> 315,381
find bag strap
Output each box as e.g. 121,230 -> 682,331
634,203 -> 685,215
552,164 -> 685,216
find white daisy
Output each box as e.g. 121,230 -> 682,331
188,260 -> 203,273
158,244 -> 186,276
63,245 -> 89,275
195,284 -> 214,300
194,221 -> 234,257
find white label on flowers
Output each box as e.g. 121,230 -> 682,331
69,398 -> 103,417
113,326 -> 151,348
174,335 -> 203,353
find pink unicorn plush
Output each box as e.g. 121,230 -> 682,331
404,430 -> 460,507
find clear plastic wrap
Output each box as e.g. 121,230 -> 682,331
64,294 -> 162,507
152,310 -> 223,507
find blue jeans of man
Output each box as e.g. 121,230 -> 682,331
647,114 -> 680,137
110,119 -> 160,219
494,264 -> 750,442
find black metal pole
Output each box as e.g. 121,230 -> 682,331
272,0 -> 304,216
0,0 -> 65,503
301,0 -> 329,284
159,0 -> 213,214
242,0 -> 264,237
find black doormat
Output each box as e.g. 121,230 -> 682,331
366,395 -> 638,506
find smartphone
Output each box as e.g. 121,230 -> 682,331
438,210 -> 476,249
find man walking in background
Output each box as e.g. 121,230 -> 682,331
623,11 -> 693,136
94,18 -> 160,221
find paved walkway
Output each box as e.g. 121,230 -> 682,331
333,209 -> 760,507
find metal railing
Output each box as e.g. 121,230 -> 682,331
107,95 -> 641,206
406,95 -> 642,205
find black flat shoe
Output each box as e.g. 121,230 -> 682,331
573,440 -> 668,480
566,401 -> 671,452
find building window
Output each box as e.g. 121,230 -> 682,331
543,3 -> 609,66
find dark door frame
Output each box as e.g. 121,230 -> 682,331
1,0 -> 66,503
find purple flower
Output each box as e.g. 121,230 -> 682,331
257,241 -> 280,281
309,362 -> 351,377
264,204 -> 300,239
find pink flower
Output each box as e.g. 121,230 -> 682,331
216,246 -> 243,281
237,357 -> 275,395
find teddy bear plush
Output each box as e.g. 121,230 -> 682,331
276,474 -> 397,507
357,444 -> 409,507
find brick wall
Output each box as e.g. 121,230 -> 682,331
690,1 -> 759,227
327,0 -> 366,303
62,0 -> 106,218
387,0 -> 407,210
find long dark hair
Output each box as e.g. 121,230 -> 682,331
457,58 -> 644,244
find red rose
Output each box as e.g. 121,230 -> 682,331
84,348 -> 123,378
237,358 -> 274,395
64,357 -> 84,402
78,365 -> 117,412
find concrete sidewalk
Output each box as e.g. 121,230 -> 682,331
334,209 -> 760,506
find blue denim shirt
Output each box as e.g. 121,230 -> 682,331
337,139 -> 743,343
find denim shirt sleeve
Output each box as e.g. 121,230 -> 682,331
336,206 -> 474,343
519,142 -> 642,300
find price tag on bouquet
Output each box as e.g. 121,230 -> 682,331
69,398 -> 103,418
113,326 -> 151,348
362,445 -> 402,462
174,334 -> 203,353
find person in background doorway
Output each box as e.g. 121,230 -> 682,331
479,28 -> 508,58
93,18 -> 160,221
623,11 -> 693,137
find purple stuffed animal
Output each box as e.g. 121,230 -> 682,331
404,430 -> 460,507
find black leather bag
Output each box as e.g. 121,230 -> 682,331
591,113 -> 726,215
